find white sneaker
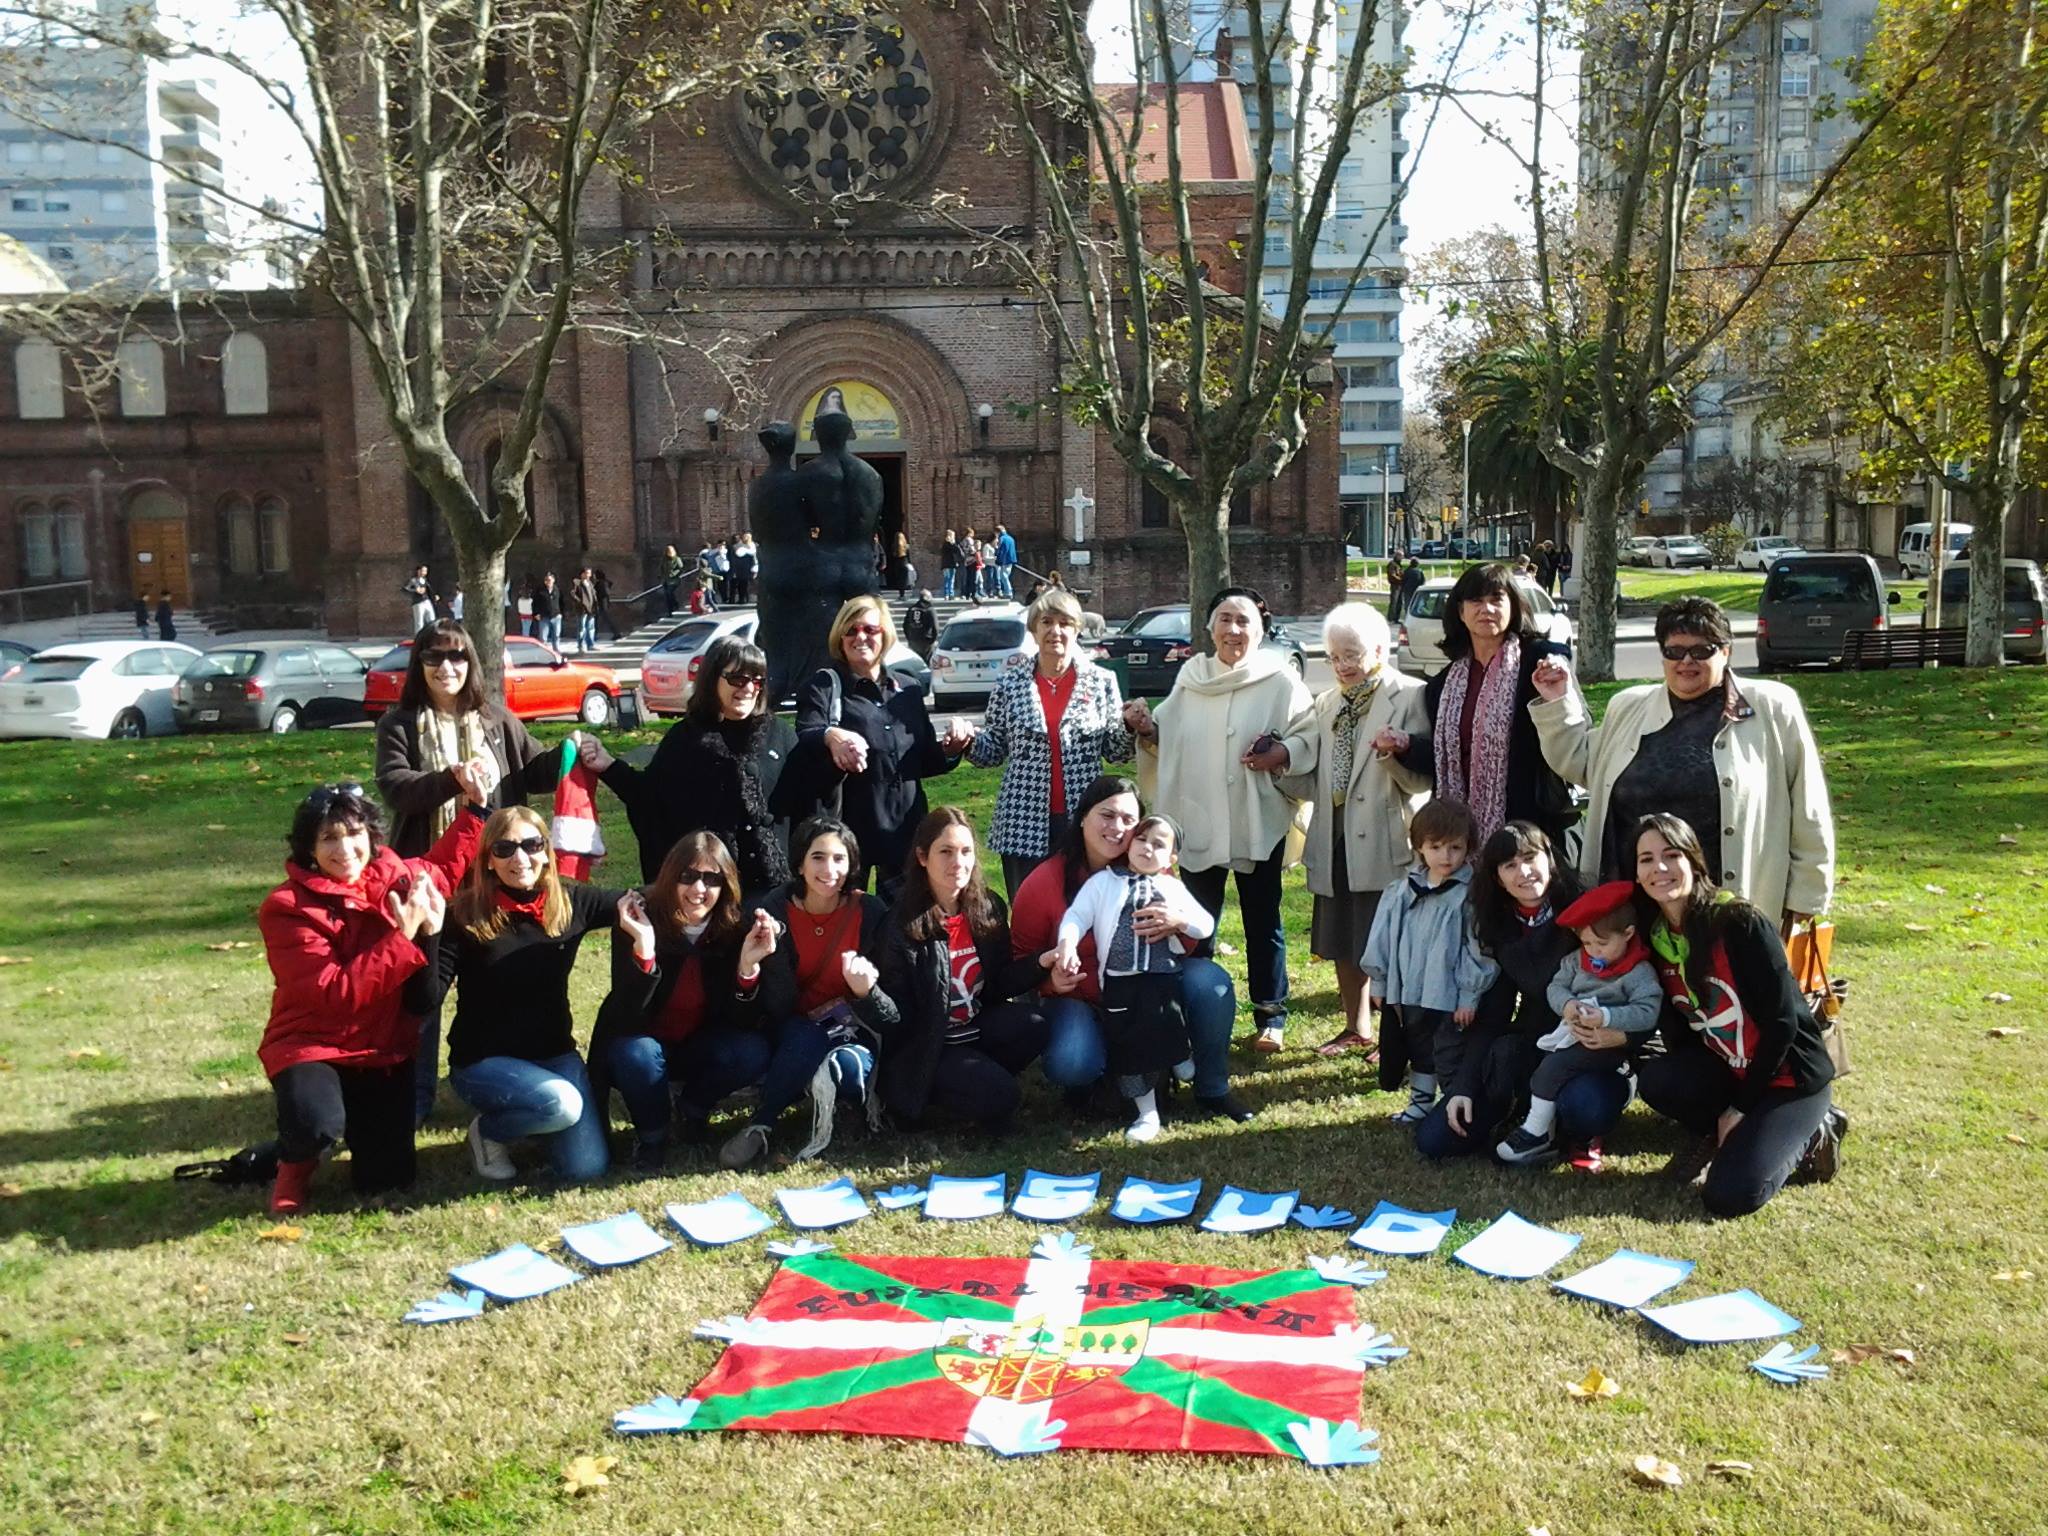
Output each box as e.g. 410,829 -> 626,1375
468,1117 -> 514,1181
1253,1024 -> 1285,1054
1125,1114 -> 1163,1144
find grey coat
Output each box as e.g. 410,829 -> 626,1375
1360,862 -> 1498,1013
1544,950 -> 1664,1035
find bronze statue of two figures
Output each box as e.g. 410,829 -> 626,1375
748,403 -> 885,704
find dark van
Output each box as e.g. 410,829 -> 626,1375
1930,559 -> 2047,663
1755,553 -> 1889,671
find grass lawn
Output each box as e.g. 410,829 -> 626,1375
3,673 -> 2045,1534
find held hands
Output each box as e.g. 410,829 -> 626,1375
824,726 -> 870,774
938,717 -> 977,754
386,877 -> 442,941
1038,947 -> 1083,994
738,909 -> 780,975
841,952 -> 879,999
1122,697 -> 1157,740
1051,943 -> 1083,980
414,878 -> 446,937
1531,654 -> 1573,704
576,731 -> 615,775
1368,726 -> 1409,758
1240,740 -> 1290,773
616,890 -> 656,960
451,755 -> 497,807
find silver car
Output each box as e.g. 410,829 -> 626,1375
174,643 -> 370,733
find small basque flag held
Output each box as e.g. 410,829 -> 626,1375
550,737 -> 605,880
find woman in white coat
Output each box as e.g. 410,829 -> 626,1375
1248,603 -> 1431,1057
1125,588 -> 1312,1051
1528,596 -> 1835,925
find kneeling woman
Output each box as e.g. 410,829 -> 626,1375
422,805 -> 632,1184
874,809 -> 1050,1134
257,779 -> 486,1214
1632,813 -> 1846,1216
592,832 -> 781,1167
719,815 -> 893,1170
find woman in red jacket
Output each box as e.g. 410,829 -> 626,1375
257,778 -> 487,1214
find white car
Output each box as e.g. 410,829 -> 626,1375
1625,536 -> 1658,566
0,639 -> 201,740
929,604 -> 1034,704
639,611 -> 931,716
1650,535 -> 1713,569
1735,535 -> 1803,571
1397,579 -> 1574,678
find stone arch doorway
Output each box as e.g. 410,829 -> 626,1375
125,486 -> 190,608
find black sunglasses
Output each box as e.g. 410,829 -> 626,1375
675,869 -> 723,888
721,670 -> 765,688
304,781 -> 367,815
420,648 -> 469,667
1660,643 -> 1724,663
491,836 -> 548,858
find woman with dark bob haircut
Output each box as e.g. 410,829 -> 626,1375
1373,562 -> 1578,846
580,634 -> 798,897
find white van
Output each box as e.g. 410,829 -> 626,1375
1898,521 -> 1973,577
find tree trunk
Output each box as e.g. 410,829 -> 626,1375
1180,484 -> 1233,655
454,536 -> 512,689
1573,455 -> 1633,682
1965,414 -> 2026,668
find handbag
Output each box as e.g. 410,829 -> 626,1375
1783,919 -> 1851,1076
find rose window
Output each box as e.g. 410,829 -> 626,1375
743,11 -> 936,201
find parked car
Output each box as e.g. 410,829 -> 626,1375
1416,540 -> 1449,560
173,643 -> 370,734
1445,537 -> 1481,559
1397,578 -> 1575,678
0,640 -> 200,740
1735,535 -> 1804,571
930,604 -> 1035,705
0,638 -> 33,682
1649,534 -> 1713,569
639,610 -> 931,716
1625,536 -> 1659,565
1095,605 -> 1307,698
1897,521 -> 1975,578
1754,552 -> 1890,671
1929,559 -> 2046,663
363,635 -> 621,725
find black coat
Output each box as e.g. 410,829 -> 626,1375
1656,904 -> 1835,1113
600,715 -> 796,893
420,882 -> 627,1067
1398,635 -> 1580,842
872,899 -> 1044,1121
782,664 -> 959,880
585,920 -> 765,1126
1444,902 -> 1582,1104
373,701 -> 562,858
753,886 -> 898,1035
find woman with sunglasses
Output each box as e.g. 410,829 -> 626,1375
589,832 -> 782,1168
783,595 -> 969,898
257,777 -> 488,1214
417,805 -> 633,1184
1529,597 -> 1835,926
578,636 -> 795,898
374,618 -> 568,1123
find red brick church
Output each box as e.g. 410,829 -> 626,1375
0,7 -> 1342,635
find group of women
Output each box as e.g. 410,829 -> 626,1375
256,564 -> 1846,1222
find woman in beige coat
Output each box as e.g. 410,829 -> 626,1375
1528,596 -> 1834,924
1125,588 -> 1312,1051
1251,603 -> 1431,1057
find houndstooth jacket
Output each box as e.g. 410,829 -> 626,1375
967,659 -> 1133,857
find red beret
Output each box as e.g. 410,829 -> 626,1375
1555,880 -> 1638,931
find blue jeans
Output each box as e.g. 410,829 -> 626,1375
450,1050 -> 609,1182
1040,956 -> 1236,1099
995,564 -> 1014,598
750,1017 -> 837,1128
1414,1064 -> 1632,1161
941,568 -> 956,598
537,615 -> 561,650
577,614 -> 596,652
605,1028 -> 773,1146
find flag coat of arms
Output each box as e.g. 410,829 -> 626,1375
634,1239 -> 1394,1460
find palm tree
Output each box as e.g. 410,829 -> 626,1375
1450,339 -> 1601,542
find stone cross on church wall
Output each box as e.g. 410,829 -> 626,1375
1063,486 -> 1094,543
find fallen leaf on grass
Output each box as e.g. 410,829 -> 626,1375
1997,834 -> 2019,847
1983,992 -> 2014,1004
0,955 -> 30,966
1903,923 -> 1932,933
205,823 -> 229,832
1631,1454 -> 1684,1489
0,1058 -> 12,1071
66,1337 -> 84,1348
1831,1344 -> 1916,1368
1966,940 -> 1993,950
2007,1133 -> 2031,1146
1990,1269 -> 2034,1284
1923,883 -> 1947,895
280,1332 -> 310,1346
65,1047 -> 102,1060
1566,1368 -> 1621,1400
0,1182 -> 21,1198
257,1224 -> 303,1243
1708,1460 -> 1755,1480
204,941 -> 253,952
135,1411 -> 162,1427
1987,1027 -> 2025,1039
560,1455 -> 617,1496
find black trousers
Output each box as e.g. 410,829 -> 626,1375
1380,1003 -> 1453,1085
1529,1041 -> 1631,1100
1184,836 -> 1290,1022
1636,1044 -> 1834,1218
924,1001 -> 1050,1132
271,1060 -> 416,1193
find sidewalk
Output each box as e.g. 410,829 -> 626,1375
1277,610 -> 1763,659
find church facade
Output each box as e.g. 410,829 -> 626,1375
0,6 -> 1343,636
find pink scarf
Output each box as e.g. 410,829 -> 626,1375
1433,632 -> 1520,844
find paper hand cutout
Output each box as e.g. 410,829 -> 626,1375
874,1183 -> 927,1210
1290,1204 -> 1357,1231
966,1402 -> 1066,1457
1030,1231 -> 1093,1264
1288,1417 -> 1381,1467
765,1239 -> 835,1258
1307,1255 -> 1387,1287
694,1314 -> 776,1345
613,1395 -> 703,1435
1752,1342 -> 1829,1384
1335,1326 -> 1409,1369
403,1288 -> 486,1325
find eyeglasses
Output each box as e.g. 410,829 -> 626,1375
491,836 -> 548,858
847,623 -> 884,640
1660,643 -> 1723,663
721,670 -> 764,689
675,869 -> 722,888
420,648 -> 469,668
304,781 -> 367,815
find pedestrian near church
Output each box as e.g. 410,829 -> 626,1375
404,565 -> 439,636
732,534 -> 758,605
569,567 -> 599,654
939,527 -> 959,599
904,589 -> 939,661
134,593 -> 150,638
662,544 -> 686,614
1384,553 -> 1408,622
531,572 -> 562,649
993,523 -> 1017,599
956,527 -> 981,601
155,589 -> 176,641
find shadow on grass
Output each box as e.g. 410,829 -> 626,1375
0,1088 -> 274,1168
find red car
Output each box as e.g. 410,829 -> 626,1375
362,636 -> 620,726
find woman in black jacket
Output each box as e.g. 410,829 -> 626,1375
1413,821 -> 1626,1165
717,816 -> 896,1170
781,595 -> 966,897
589,831 -> 781,1168
1632,813 -> 1845,1215
873,808 -> 1050,1134
372,619 -> 564,1122
1373,563 -> 1577,847
583,636 -> 795,896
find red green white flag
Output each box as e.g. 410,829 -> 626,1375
615,1235 -> 1397,1463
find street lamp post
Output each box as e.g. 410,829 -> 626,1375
1461,417 -> 1473,549
1382,445 -> 1394,556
